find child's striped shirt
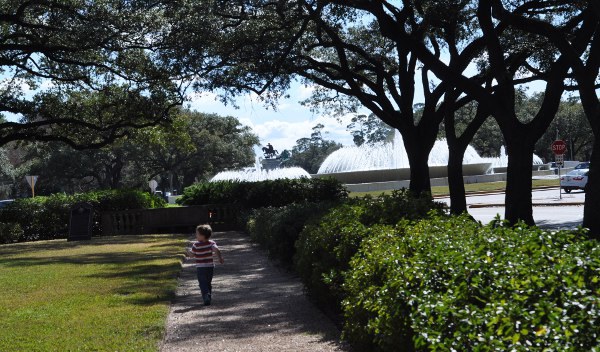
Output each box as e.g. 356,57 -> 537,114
191,240 -> 219,267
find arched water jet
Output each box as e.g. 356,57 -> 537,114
211,167 -> 310,182
317,131 -> 542,175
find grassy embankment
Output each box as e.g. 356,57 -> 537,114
0,235 -> 186,351
350,178 -> 559,198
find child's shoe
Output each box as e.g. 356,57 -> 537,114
203,294 -> 211,306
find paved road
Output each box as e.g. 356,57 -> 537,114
439,188 -> 585,230
161,232 -> 346,352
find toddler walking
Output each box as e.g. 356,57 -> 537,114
187,224 -> 224,306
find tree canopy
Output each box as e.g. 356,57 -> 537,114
282,123 -> 342,174
14,110 -> 258,195
164,0 -> 598,226
346,113 -> 394,147
0,0 -> 181,149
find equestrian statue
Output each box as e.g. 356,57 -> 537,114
262,143 -> 278,159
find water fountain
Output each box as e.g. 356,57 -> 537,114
314,131 -> 543,185
211,166 -> 311,182
481,146 -> 544,173
211,145 -> 311,182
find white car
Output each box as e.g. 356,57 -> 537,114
560,169 -> 589,193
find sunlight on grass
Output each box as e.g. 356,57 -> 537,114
350,179 -> 560,198
0,235 -> 186,351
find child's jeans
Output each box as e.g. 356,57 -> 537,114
196,267 -> 214,298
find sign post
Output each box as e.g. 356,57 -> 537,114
148,180 -> 158,194
552,140 -> 567,200
25,175 -> 39,198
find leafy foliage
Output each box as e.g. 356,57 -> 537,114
343,216 -> 600,351
178,178 -> 348,209
439,93 -> 593,161
1,2 -> 179,148
282,124 -> 342,174
346,113 -> 395,147
0,222 -> 23,244
247,202 -> 336,268
0,190 -> 165,242
294,190 -> 444,313
18,110 -> 259,195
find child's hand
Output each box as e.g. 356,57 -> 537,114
219,257 -> 224,264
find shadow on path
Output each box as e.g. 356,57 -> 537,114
161,231 -> 346,352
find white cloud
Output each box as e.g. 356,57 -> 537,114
297,84 -> 315,100
240,113 -> 355,150
185,83 -> 358,151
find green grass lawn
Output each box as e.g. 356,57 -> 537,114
350,178 -> 560,198
0,235 -> 186,352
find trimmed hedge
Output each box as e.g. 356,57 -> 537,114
247,202 -> 336,268
0,190 -> 165,243
178,178 -> 348,208
294,190 -> 444,314
0,222 -> 23,244
343,215 -> 600,351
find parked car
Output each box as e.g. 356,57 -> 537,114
0,199 -> 15,209
574,161 -> 591,170
560,169 -> 589,193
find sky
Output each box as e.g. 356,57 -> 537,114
3,67 -> 548,154
185,82 -> 359,151
1,77 -> 361,151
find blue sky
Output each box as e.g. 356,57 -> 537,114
1,77 -> 358,151
186,82 -> 359,150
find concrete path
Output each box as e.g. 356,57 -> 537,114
161,231 -> 346,352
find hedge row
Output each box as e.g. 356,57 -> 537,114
247,202 -> 336,268
294,190 -> 444,313
246,189 -> 443,310
246,191 -> 600,350
343,216 -> 600,351
0,190 -> 165,243
178,178 -> 348,208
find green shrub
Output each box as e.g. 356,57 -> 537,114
343,215 -> 600,351
0,195 -> 71,242
351,189 -> 445,226
0,190 -> 165,242
178,178 -> 347,208
294,190 -> 443,314
0,222 -> 24,244
75,189 -> 166,210
247,202 -> 335,268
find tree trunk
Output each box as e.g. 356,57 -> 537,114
583,137 -> 600,239
504,137 -> 535,225
447,142 -> 468,214
443,97 -> 488,215
403,133 -> 433,196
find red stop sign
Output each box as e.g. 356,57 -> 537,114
552,140 -> 567,155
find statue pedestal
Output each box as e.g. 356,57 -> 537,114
261,159 -> 281,171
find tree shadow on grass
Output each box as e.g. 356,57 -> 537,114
0,234 -> 186,257
0,236 -> 187,307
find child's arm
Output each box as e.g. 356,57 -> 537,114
214,247 -> 224,264
186,244 -> 196,258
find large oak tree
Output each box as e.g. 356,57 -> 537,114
0,0 -> 181,149
331,0 -> 591,224
165,1 -> 493,197
487,0 -> 600,235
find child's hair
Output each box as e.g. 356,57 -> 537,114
196,224 -> 213,239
